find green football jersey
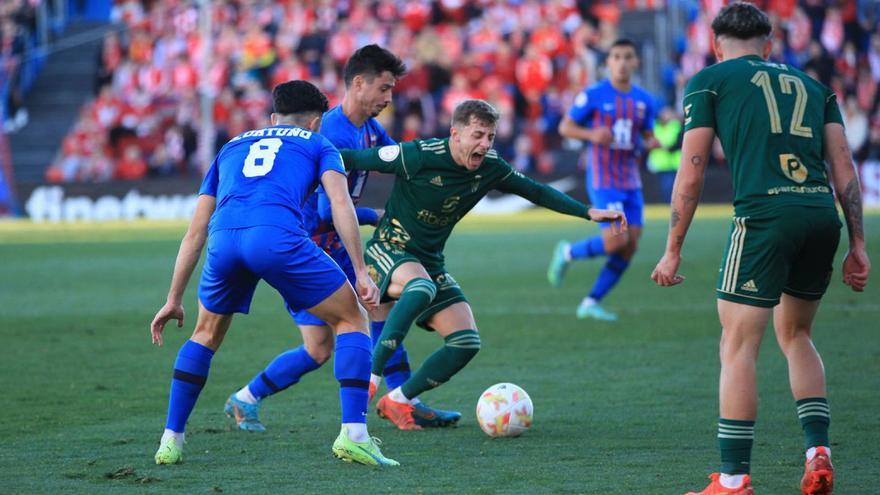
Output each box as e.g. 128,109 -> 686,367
683,54 -> 843,216
341,138 -> 589,270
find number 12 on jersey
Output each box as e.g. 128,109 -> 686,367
242,138 -> 283,177
751,71 -> 813,138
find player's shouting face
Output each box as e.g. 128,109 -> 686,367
451,116 -> 497,170
607,44 -> 638,84
353,70 -> 396,118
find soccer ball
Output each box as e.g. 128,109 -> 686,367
476,383 -> 533,437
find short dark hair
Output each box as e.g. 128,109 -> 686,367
610,38 -> 638,53
343,44 -> 407,87
711,2 -> 771,41
272,80 -> 328,117
451,99 -> 500,128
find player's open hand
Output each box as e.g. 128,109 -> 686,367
151,301 -> 185,346
355,274 -> 380,311
652,252 -> 686,286
842,247 -> 870,292
588,208 -> 627,235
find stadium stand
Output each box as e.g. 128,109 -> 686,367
10,1 -> 879,187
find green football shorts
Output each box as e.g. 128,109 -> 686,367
716,206 -> 841,308
364,240 -> 468,330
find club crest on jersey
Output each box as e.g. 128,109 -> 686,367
378,145 -> 400,162
636,101 -> 646,119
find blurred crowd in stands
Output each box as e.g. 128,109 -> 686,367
1,0 -> 39,134
41,0 -> 880,183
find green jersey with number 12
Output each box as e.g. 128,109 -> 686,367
683,54 -> 843,217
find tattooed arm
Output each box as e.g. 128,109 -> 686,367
824,123 -> 870,291
651,127 -> 715,287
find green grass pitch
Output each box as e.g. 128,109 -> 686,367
1,207 -> 877,494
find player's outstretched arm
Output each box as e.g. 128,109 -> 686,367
321,170 -> 380,310
824,123 -> 870,291
494,167 -> 627,233
151,194 -> 215,346
651,127 -> 713,287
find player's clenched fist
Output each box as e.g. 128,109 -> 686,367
355,274 -> 380,310
590,127 -> 614,146
651,252 -> 685,287
842,247 -> 870,292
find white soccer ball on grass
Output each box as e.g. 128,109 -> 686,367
476,382 -> 533,437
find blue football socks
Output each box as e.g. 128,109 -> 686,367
334,332 -> 371,424
166,340 -> 214,432
569,235 -> 605,260
588,254 -> 630,301
247,345 -> 321,400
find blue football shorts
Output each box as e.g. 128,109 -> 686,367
288,242 -> 356,326
198,226 -> 347,315
587,187 -> 644,229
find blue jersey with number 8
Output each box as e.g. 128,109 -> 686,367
199,125 -> 345,236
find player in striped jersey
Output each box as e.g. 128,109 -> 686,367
547,39 -> 659,321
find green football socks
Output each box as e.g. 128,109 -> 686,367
797,397 -> 830,450
371,278 -> 436,375
401,329 -> 481,399
718,418 -> 754,475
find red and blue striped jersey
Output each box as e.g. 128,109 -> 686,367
569,80 -> 656,191
305,105 -> 395,251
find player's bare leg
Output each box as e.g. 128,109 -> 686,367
189,302 -> 235,351
378,302 -> 477,430
774,294 -> 833,494
689,300 -> 771,491
718,300 -> 769,419
299,325 -> 336,365
156,302 -> 233,464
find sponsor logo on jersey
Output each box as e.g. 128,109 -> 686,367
430,176 -> 444,187
378,145 -> 400,162
603,103 -> 614,111
684,104 -> 693,126
740,280 -> 759,292
381,339 -> 398,350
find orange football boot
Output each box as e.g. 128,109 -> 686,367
368,381 -> 377,403
685,473 -> 754,495
801,447 -> 833,495
376,394 -> 422,430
